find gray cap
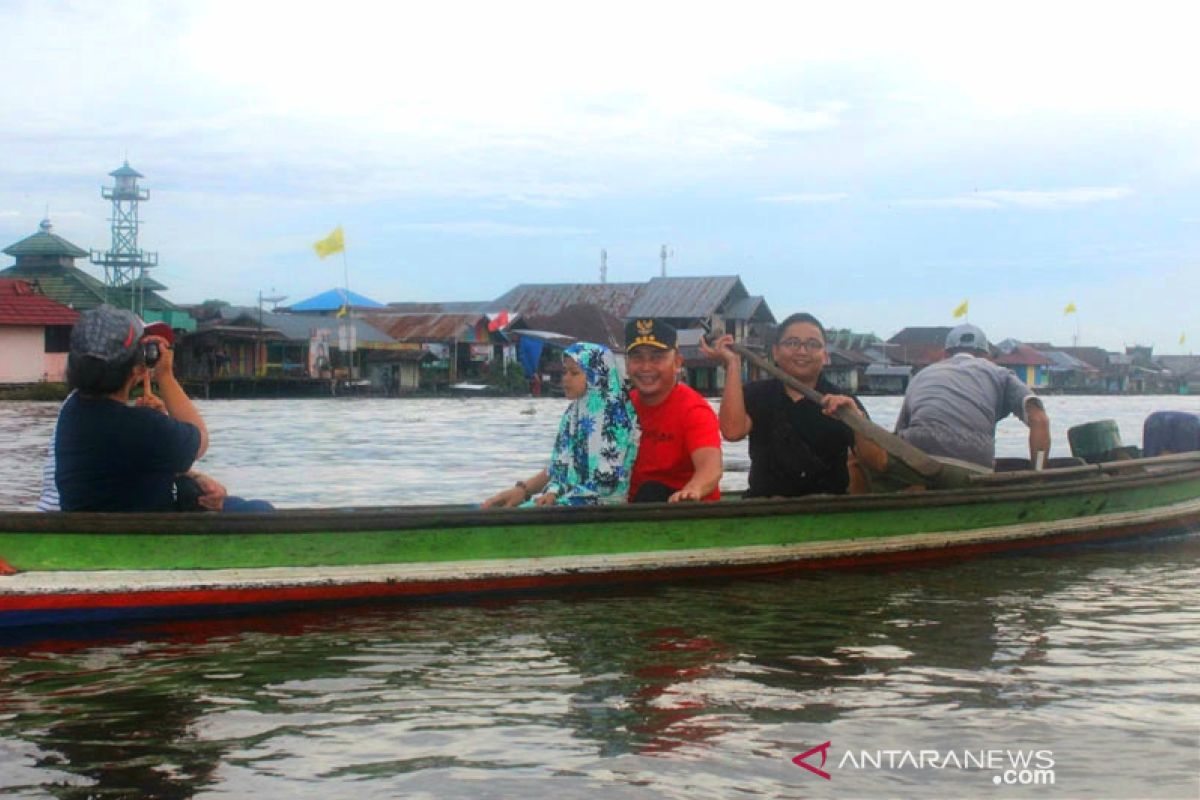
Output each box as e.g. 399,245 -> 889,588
70,305 -> 144,363
945,323 -> 989,353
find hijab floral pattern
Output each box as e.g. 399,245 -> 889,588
545,342 -> 639,505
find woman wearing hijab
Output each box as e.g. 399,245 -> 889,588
483,342 -> 639,507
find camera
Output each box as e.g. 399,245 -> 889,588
142,341 -> 161,367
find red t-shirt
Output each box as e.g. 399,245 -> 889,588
630,383 -> 721,501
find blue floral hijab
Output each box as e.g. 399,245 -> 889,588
545,342 -> 639,505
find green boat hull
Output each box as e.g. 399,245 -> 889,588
1,461 -> 1198,629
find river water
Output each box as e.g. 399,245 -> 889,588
0,396 -> 1198,798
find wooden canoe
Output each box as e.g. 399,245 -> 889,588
1,453 -> 1199,629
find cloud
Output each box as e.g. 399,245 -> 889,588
488,185 -> 601,209
899,187 -> 1132,210
758,193 -> 850,204
398,221 -> 593,238
165,3 -> 850,178
897,196 -> 1001,210
1,0 -> 1195,353
978,188 -> 1133,209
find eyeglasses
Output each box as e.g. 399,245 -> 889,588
777,337 -> 825,352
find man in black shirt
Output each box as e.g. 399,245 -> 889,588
55,305 -> 271,513
700,312 -> 883,498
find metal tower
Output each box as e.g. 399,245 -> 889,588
90,161 -> 158,317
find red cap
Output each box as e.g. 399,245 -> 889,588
142,321 -> 176,345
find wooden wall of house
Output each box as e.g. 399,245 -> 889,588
43,352 -> 68,382
1008,364 -> 1051,389
364,360 -> 421,393
231,342 -> 257,377
0,326 -> 49,383
686,366 -> 721,395
823,366 -> 859,394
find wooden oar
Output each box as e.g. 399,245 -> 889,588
970,450 -> 1200,485
703,331 -> 961,487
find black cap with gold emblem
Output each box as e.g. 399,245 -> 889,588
624,318 -> 677,351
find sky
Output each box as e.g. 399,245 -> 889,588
1,0 -> 1197,352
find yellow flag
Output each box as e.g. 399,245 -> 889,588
1181,332 -> 1187,345
336,304 -> 348,319
313,225 -> 345,259
952,299 -> 968,318
1064,302 -> 1077,315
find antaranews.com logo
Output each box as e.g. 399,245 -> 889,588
793,741 -> 1056,786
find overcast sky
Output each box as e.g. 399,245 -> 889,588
2,0 -> 1197,351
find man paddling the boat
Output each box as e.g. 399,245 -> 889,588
893,323 -> 1051,470
54,305 -> 271,513
624,319 -> 723,502
700,313 -> 886,497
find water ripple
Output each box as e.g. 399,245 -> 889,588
0,399 -> 1198,797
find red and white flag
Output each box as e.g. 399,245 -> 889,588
487,309 -> 511,332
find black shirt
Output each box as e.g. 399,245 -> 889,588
55,393 -> 201,512
743,377 -> 864,498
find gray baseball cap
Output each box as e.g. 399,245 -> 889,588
70,305 -> 145,363
945,323 -> 989,353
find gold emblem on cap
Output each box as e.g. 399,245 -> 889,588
636,319 -> 654,336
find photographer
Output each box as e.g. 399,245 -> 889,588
54,305 -> 270,513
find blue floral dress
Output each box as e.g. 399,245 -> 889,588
544,342 -> 639,505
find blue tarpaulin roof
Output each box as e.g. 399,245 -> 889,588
288,288 -> 385,312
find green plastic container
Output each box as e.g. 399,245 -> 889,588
1068,420 -> 1131,463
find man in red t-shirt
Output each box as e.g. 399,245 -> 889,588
624,318 -> 722,502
